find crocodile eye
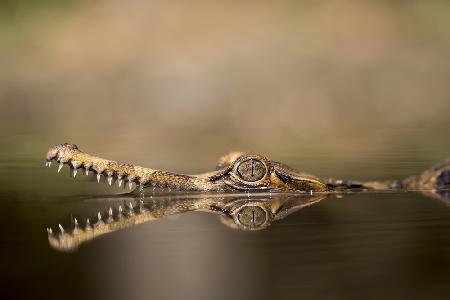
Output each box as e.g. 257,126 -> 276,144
236,206 -> 267,228
236,159 -> 266,182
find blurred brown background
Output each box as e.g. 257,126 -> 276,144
1,0 -> 450,180
2,2 -> 450,300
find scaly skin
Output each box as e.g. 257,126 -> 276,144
45,143 -> 329,192
45,143 -> 450,193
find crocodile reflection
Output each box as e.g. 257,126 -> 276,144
47,193 -> 325,251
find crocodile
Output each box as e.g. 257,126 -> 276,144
47,193 -> 326,251
45,143 -> 450,251
45,143 -> 450,193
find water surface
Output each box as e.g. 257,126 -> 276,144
2,161 -> 450,300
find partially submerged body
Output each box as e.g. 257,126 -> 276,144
45,143 -> 450,193
45,143 -> 450,251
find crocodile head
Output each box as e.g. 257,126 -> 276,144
209,151 -> 330,192
45,143 -> 330,193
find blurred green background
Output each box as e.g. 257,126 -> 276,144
1,0 -> 450,179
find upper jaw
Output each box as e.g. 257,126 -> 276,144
46,143 -> 79,162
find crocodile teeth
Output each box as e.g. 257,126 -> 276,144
58,224 -> 64,234
97,174 -> 101,183
127,175 -> 135,186
107,176 -> 113,186
84,163 -> 92,175
47,228 -> 53,235
73,169 -> 78,177
71,160 -> 82,169
45,161 -> 51,167
57,163 -> 64,173
129,181 -> 133,190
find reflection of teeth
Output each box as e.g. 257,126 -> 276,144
139,200 -> 147,213
106,207 -> 114,223
127,202 -> 134,216
48,200 -> 153,251
85,218 -> 92,231
72,218 -> 80,235
95,212 -> 104,227
97,174 -> 101,183
73,169 -> 78,177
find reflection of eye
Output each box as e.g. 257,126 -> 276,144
236,206 -> 267,228
236,159 -> 266,182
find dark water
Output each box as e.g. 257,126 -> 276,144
2,162 -> 450,300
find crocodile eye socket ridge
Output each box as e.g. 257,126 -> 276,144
236,159 -> 266,182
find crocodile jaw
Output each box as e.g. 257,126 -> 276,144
45,143 -> 330,193
45,143 -> 228,192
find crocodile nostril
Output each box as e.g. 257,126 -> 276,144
436,169 -> 450,187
